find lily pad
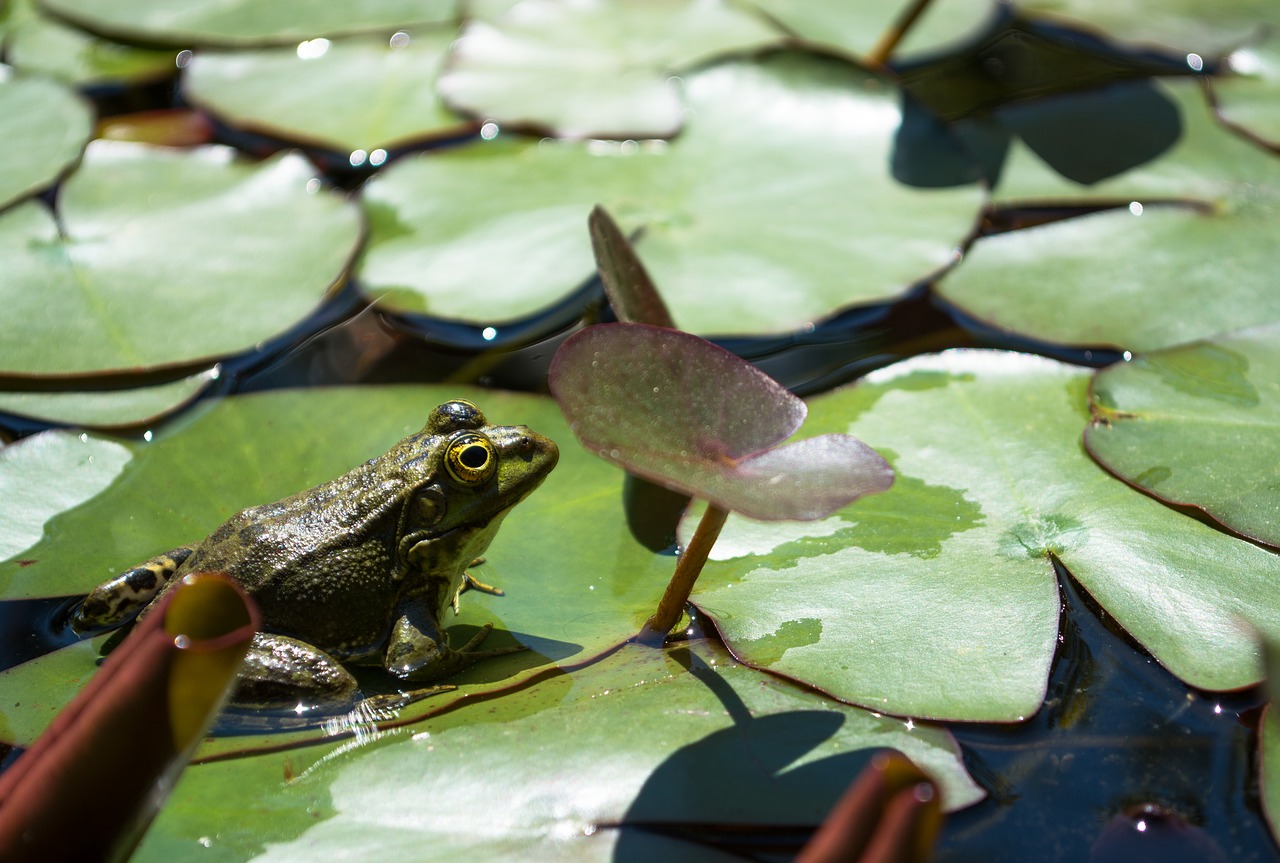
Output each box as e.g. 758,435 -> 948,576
938,81 -> 1280,352
131,638 -> 980,861
1085,324 -> 1280,547
359,51 -> 984,335
0,368 -> 219,429
0,430 -> 131,562
37,0 -> 459,48
745,0 -> 996,63
0,73 -> 91,211
0,141 -> 361,376
437,0 -> 783,138
0,385 -> 670,743
1213,31 -> 1280,148
3,0 -> 175,85
1022,0 -> 1279,56
549,323 -> 893,521
688,350 -> 1280,722
183,31 -> 471,155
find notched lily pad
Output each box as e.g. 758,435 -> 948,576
0,73 -> 92,211
360,51 -> 984,335
549,323 -> 893,521
437,0 -> 784,138
132,638 -> 980,861
1086,324 -> 1280,547
183,30 -> 472,155
688,350 -> 1280,722
0,141 -> 361,376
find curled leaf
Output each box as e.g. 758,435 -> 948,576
549,323 -> 893,520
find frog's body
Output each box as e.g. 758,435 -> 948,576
73,400 -> 558,714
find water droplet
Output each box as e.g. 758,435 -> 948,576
296,38 -> 331,60
349,149 -> 368,167
1129,201 -> 1144,216
175,50 -> 193,68
1186,52 -> 1204,72
389,31 -> 411,49
369,149 -> 387,167
480,121 -> 499,140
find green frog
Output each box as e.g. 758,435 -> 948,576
73,399 -> 558,715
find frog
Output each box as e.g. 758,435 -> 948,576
72,399 -> 558,715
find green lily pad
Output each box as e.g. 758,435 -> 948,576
0,368 -> 218,428
1022,0 -> 1278,56
3,0 -> 175,85
550,323 -> 893,520
688,350 -> 1280,722
359,51 -> 984,335
0,73 -> 91,211
938,81 -> 1280,352
1085,324 -> 1280,547
130,638 -> 980,861
37,0 -> 459,48
0,141 -> 361,376
183,31 -> 470,155
0,430 -> 131,562
437,0 -> 783,138
745,0 -> 996,62
1214,31 -> 1280,148
0,385 -> 671,742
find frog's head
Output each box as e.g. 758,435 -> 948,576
392,400 -> 558,558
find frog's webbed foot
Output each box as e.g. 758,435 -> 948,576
72,546 -> 196,632
452,562 -> 505,614
385,617 -> 526,682
231,633 -> 453,716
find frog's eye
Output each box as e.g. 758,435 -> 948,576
445,433 -> 497,486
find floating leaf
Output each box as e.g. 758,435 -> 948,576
3,0 -> 175,86
550,324 -> 893,521
745,0 -> 995,63
1213,32 -> 1280,149
0,141 -> 361,376
0,369 -> 218,429
1086,324 -> 1280,547
0,431 -> 131,562
359,51 -> 983,335
938,82 -> 1280,351
689,350 -> 1280,721
1021,0 -> 1279,56
437,0 -> 783,138
132,639 -> 980,861
0,74 -> 91,211
38,0 -> 459,48
183,31 -> 471,154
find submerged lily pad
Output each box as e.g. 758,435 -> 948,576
0,141 -> 361,376
1086,324 -> 1280,547
183,31 -> 470,154
938,81 -> 1280,352
0,369 -> 219,429
37,0 -> 459,47
131,638 -> 979,861
0,74 -> 91,211
360,51 -> 984,335
437,0 -> 783,138
550,323 -> 893,520
688,350 -> 1280,722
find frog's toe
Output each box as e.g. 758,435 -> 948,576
456,623 -> 526,659
357,685 -> 456,714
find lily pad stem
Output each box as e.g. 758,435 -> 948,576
637,503 -> 729,646
866,0 -> 935,67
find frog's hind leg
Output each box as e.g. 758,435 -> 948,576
232,633 -> 454,715
72,546 -> 196,632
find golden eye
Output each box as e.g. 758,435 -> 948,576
445,433 -> 496,485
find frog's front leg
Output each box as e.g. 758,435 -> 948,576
232,632 -> 451,714
384,596 -> 524,681
72,547 -> 196,631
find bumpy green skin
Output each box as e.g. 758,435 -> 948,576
75,400 -> 558,713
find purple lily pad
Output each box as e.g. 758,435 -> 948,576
549,323 -> 894,520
